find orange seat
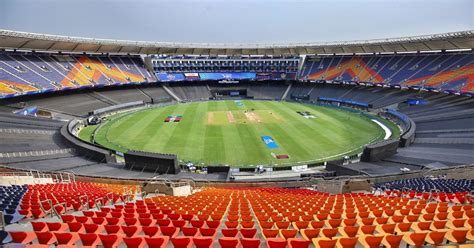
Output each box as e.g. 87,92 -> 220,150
328,219 -> 342,228
432,220 -> 447,230
288,238 -> 310,248
404,232 -> 427,248
447,229 -> 468,244
383,235 -> 402,248
337,237 -> 357,248
276,221 -> 291,229
343,219 -> 357,226
396,223 -> 412,233
360,225 -> 376,235
321,228 -> 338,239
427,231 -> 446,246
280,229 -> 298,239
310,221 -> 325,229
301,229 -> 320,240
415,221 -> 431,231
363,235 -> 383,248
361,218 -> 374,225
294,221 -> 309,229
341,226 -> 359,237
316,239 -> 337,248
263,229 -> 280,238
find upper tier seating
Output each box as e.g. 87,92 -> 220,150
300,52 -> 474,93
0,52 -> 156,98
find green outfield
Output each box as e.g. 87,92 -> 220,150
79,100 -> 400,167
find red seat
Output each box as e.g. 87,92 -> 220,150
171,237 -> 191,248
199,228 -> 216,237
241,238 -> 261,248
99,234 -> 122,248
75,216 -> 89,223
10,232 -> 36,244
31,222 -> 47,232
191,220 -> 205,228
172,220 -> 186,228
206,220 -> 220,228
139,218 -> 153,226
53,232 -> 79,245
123,237 -> 145,248
92,217 -> 105,225
222,228 -> 239,237
79,233 -> 100,247
263,229 -> 280,238
267,238 -> 288,248
84,223 -> 103,234
122,225 -> 140,237
60,215 -> 75,223
182,227 -> 198,237
145,236 -> 168,248
240,228 -> 257,238
193,237 -> 213,248
105,225 -> 121,234
143,226 -> 160,237
46,222 -> 67,232
218,237 -> 239,248
67,222 -> 84,232
161,226 -> 178,237
35,231 -> 56,245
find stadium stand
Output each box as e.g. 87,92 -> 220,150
0,52 -> 155,99
300,52 -> 474,93
2,185 -> 474,247
376,176 -> 473,194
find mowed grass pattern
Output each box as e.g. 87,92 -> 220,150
92,100 -> 393,166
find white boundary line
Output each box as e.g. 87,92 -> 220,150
372,119 -> 392,140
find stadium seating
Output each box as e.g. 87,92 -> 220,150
0,184 -> 27,224
300,52 -> 474,93
376,177 -> 473,193
4,186 -> 473,247
0,52 -> 155,98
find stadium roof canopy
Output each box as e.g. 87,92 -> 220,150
0,29 -> 473,56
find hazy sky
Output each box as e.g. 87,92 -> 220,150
0,0 -> 472,44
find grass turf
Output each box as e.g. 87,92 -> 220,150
81,100 -> 400,167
